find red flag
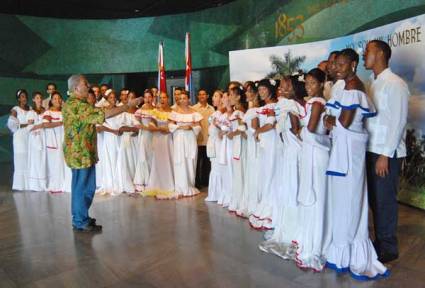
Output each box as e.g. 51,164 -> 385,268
158,42 -> 167,93
185,32 -> 192,97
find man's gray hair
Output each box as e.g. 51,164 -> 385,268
68,74 -> 84,92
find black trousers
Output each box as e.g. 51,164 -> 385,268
366,151 -> 402,256
195,146 -> 211,188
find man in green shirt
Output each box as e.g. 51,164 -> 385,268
63,75 -> 140,232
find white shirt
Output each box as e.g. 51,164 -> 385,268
366,68 -> 409,158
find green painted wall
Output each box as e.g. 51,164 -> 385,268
1,0 -> 425,161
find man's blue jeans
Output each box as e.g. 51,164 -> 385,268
71,166 -> 96,229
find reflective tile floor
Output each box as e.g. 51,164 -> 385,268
1,164 -> 425,287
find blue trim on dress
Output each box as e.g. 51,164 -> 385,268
325,262 -> 349,273
350,269 -> 390,281
326,171 -> 347,177
362,111 -> 377,118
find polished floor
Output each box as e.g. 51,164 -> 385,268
1,167 -> 425,287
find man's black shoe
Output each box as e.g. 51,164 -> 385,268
89,217 -> 96,226
73,224 -> 102,233
379,253 -> 399,263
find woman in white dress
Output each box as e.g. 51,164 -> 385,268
8,89 -> 31,191
216,92 -> 233,207
116,110 -> 140,194
134,89 -> 155,192
27,92 -> 47,191
159,91 -> 202,199
227,84 -> 247,214
143,91 -> 175,198
97,89 -> 124,195
287,69 -> 332,271
43,92 -> 72,193
260,76 -> 306,254
205,90 -> 224,202
248,79 -> 278,230
323,49 -> 388,280
116,90 -> 141,195
236,82 -> 260,217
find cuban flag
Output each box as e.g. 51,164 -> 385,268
185,32 -> 193,99
157,41 -> 167,93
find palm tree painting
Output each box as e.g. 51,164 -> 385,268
266,50 -> 306,79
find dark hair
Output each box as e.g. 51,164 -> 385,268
198,89 -> 208,95
229,85 -> 248,110
46,82 -> 57,89
128,90 -> 137,97
49,91 -> 63,108
306,68 -> 326,83
328,50 -> 341,59
287,75 -> 307,105
88,88 -> 95,95
244,81 -> 257,93
16,89 -> 28,100
32,91 -> 43,98
143,88 -> 153,97
369,40 -> 392,63
100,83 -> 109,88
256,78 -> 277,99
174,87 -> 183,92
339,48 -> 359,72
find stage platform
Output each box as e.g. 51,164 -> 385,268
0,164 -> 424,287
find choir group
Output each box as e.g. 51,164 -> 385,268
8,40 -> 409,281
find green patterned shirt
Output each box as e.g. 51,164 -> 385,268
63,94 -> 105,169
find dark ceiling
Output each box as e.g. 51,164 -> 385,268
0,0 -> 235,19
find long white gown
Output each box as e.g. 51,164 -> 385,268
227,110 -> 247,214
259,99 -> 306,257
290,97 -> 331,272
95,125 -> 104,189
216,112 -> 233,207
160,111 -> 202,199
236,107 -> 259,217
133,109 -> 154,191
325,88 -> 388,280
27,110 -> 47,191
143,110 -> 175,197
116,112 -> 139,193
8,106 -> 30,191
248,103 -> 277,230
98,113 -> 123,195
205,111 -> 224,202
43,110 -> 72,193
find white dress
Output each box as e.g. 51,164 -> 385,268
98,113 -> 123,195
133,109 -> 154,191
144,110 -> 175,197
216,112 -> 233,207
205,111 -> 223,202
116,112 -> 139,193
248,103 -> 277,230
95,126 -> 104,189
228,110 -> 247,214
27,110 -> 47,191
290,97 -> 331,271
236,107 -> 259,217
8,106 -> 30,191
162,111 -> 202,199
264,99 -> 305,243
43,110 -> 72,193
325,88 -> 388,280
